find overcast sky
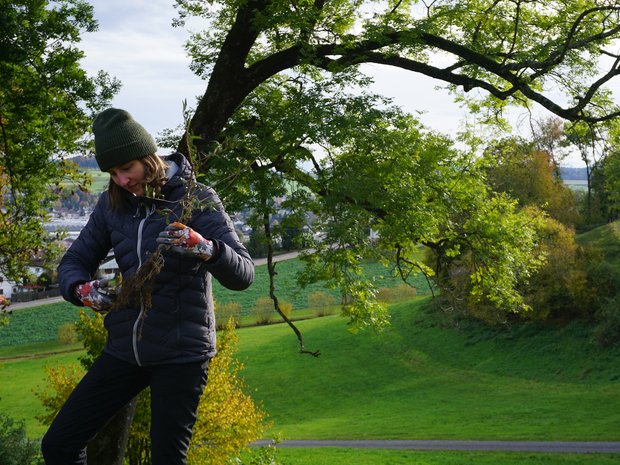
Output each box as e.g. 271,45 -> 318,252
79,0 -> 617,166
77,1 -> 479,140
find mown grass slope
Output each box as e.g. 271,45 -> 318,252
235,298 -> 620,441
3,297 -> 620,442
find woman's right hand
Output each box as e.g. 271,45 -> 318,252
75,279 -> 115,313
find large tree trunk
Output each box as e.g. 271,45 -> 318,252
86,398 -> 137,465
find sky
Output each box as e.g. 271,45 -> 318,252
77,1 -> 475,144
78,0 -> 618,166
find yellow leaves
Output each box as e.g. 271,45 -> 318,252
34,363 -> 83,426
188,319 -> 269,465
34,313 -> 267,465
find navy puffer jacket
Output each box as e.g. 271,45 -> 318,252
58,153 -> 254,366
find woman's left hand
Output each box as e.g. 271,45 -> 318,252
156,222 -> 215,261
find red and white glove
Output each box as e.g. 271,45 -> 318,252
156,222 -> 215,261
75,279 -> 115,313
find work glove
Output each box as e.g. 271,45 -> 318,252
75,279 -> 115,313
156,222 -> 215,261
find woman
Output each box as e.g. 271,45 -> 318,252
42,108 -> 254,465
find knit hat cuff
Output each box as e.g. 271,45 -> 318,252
96,139 -> 157,171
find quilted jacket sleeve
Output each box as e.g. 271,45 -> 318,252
57,195 -> 113,306
191,186 -> 254,291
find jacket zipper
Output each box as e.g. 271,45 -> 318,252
132,203 -> 156,366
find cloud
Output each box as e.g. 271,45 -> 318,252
79,0 -> 205,145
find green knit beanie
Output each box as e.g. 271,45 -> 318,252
92,108 -> 157,172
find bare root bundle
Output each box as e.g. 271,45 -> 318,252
111,248 -> 165,313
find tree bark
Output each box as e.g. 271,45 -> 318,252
86,398 -> 137,465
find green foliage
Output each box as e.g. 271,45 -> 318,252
0,302 -> 81,348
74,310 -> 106,369
521,214 -> 590,321
202,65 -> 549,327
57,323 -> 77,345
0,0 -> 119,281
483,138 -> 580,226
0,413 -> 42,465
34,362 -> 83,427
252,297 -> 275,325
574,221 -> 620,346
596,144 -> 620,222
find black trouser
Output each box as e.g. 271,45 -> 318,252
41,352 -> 209,465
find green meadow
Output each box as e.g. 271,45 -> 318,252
1,297 -> 619,465
2,234 -> 620,464
87,168 -> 110,193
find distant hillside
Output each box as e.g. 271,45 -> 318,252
71,155 -> 99,169
560,166 -> 587,180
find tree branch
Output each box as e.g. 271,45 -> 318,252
263,210 -> 320,357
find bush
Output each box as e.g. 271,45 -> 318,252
252,297 -> 274,325
307,291 -> 337,317
58,322 -> 77,345
376,284 -> 417,303
278,300 -> 293,320
187,319 -> 269,465
0,413 -> 43,465
216,302 -> 242,329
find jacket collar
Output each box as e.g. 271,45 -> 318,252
120,152 -> 194,209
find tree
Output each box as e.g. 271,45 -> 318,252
531,117 -> 567,176
601,150 -> 620,220
164,1 -> 620,327
483,138 -> 580,226
0,0 -> 119,282
176,0 -> 620,157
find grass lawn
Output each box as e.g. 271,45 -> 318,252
1,297 -> 619,465
235,298 -> 620,441
0,350 -> 83,438
276,448 -> 620,465
86,168 -> 109,193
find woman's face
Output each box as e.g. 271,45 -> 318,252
109,160 -> 146,196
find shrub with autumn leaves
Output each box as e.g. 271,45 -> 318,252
35,311 -> 269,465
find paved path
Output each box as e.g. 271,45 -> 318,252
7,296 -> 64,311
252,440 -> 620,453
